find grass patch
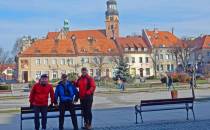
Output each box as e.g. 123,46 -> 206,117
197,80 -> 208,84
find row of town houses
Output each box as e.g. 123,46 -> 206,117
17,0 -> 210,82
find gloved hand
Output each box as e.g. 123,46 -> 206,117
30,104 -> 33,109
48,103 -> 53,108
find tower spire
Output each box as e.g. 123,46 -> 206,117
105,0 -> 119,39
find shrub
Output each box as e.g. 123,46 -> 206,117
0,85 -> 11,90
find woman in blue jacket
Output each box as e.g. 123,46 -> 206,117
54,74 -> 79,130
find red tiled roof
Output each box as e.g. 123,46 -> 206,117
19,39 -> 75,57
193,35 -> 210,49
145,30 -> 181,48
116,37 -> 148,49
0,64 -> 16,71
19,29 -> 120,57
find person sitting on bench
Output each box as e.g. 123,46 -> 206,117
54,74 -> 79,130
29,74 -> 55,130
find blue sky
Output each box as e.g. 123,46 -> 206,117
0,0 -> 210,51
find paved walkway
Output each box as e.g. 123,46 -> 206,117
1,100 -> 210,130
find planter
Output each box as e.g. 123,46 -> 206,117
171,90 -> 178,99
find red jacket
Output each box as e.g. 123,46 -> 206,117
29,83 -> 54,106
76,75 -> 96,99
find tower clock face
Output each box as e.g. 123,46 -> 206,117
109,4 -> 117,10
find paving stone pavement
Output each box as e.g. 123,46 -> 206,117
1,99 -> 210,130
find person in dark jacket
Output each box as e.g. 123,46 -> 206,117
29,74 -> 54,130
54,74 -> 79,130
76,67 -> 96,130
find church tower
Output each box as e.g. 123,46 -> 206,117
105,0 -> 119,39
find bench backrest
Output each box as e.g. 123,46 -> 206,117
21,104 -> 82,114
141,98 -> 194,107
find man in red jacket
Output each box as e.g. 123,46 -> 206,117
29,74 -> 54,130
76,67 -> 96,130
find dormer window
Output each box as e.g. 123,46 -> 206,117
124,48 -> 129,52
94,48 -> 99,52
130,48 -> 135,51
87,36 -> 95,45
81,48 -> 87,53
160,44 -> 165,48
144,48 -> 148,51
108,48 -> 113,52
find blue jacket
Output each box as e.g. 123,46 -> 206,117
54,81 -> 79,103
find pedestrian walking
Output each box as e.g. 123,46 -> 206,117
166,73 -> 174,91
76,67 -> 96,130
29,74 -> 54,130
54,74 -> 79,130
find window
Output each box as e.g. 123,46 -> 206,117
160,65 -> 164,71
156,55 -> 159,60
90,69 -> 94,77
106,69 -> 110,77
44,59 -> 48,65
131,57 -> 135,63
35,71 -> 41,79
36,59 -> 41,65
61,59 -> 65,65
146,68 -> 150,75
124,48 -> 129,52
52,59 -> 57,65
131,48 -> 135,51
157,65 -> 159,71
84,58 -> 89,63
171,64 -> 174,71
165,54 -> 169,60
139,57 -> 143,63
145,57 -> 149,63
125,57 -> 129,63
52,71 -> 58,79
208,52 -> 210,57
7,69 -> 13,74
160,54 -> 164,60
67,59 -> 74,65
167,64 -> 170,71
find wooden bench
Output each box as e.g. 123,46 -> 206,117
135,97 -> 195,123
20,104 -> 83,130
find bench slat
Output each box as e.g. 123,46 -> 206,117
141,98 -> 194,106
21,105 -> 82,114
22,114 -> 83,120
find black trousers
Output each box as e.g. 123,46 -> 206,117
33,106 -> 48,130
81,95 -> 93,125
59,102 -> 78,130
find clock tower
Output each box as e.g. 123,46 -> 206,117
105,0 -> 119,39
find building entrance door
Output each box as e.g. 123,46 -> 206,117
140,68 -> 144,77
23,71 -> 28,83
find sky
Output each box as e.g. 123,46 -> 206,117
0,0 -> 210,51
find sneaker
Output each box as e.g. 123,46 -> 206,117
86,124 -> 92,130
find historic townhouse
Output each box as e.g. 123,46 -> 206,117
116,37 -> 153,78
190,35 -> 210,74
142,29 -> 181,76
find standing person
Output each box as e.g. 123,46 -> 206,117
117,77 -> 122,89
76,67 -> 96,130
54,74 -> 79,130
29,74 -> 54,130
166,73 -> 174,91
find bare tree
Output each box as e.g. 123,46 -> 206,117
150,48 -> 159,78
90,56 -> 107,78
0,48 -> 9,65
170,40 -> 191,72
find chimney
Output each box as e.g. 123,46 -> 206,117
172,27 -> 174,35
